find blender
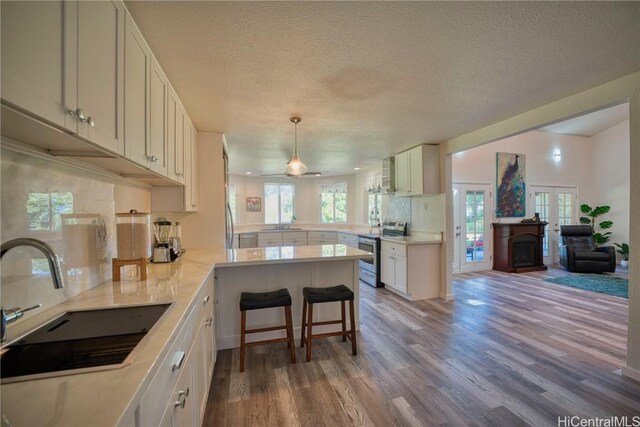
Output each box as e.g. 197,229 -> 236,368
153,218 -> 178,262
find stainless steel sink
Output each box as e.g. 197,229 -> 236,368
1,303 -> 172,383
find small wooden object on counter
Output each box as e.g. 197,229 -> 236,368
301,284 -> 357,362
112,257 -> 147,281
239,288 -> 296,372
492,222 -> 548,273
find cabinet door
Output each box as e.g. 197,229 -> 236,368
408,146 -> 423,195
150,57 -> 168,175
395,255 -> 408,293
193,321 -> 207,425
167,89 -> 182,183
77,0 -> 124,154
124,12 -> 150,166
1,1 -> 72,130
380,253 -> 394,287
174,98 -> 186,184
188,125 -> 200,211
395,151 -> 409,195
170,351 -> 195,427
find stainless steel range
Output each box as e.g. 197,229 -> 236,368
358,221 -> 407,287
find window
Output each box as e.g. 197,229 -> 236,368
368,193 -> 382,225
228,183 -> 237,224
264,183 -> 294,224
321,183 -> 347,223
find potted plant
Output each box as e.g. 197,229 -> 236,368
614,242 -> 629,268
579,204 -> 613,246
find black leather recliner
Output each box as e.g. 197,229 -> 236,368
559,225 -> 616,273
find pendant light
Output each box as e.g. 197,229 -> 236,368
285,116 -> 307,176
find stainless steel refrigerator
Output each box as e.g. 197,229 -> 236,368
223,142 -> 235,249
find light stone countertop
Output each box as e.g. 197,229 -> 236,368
0,246 -> 372,426
380,232 -> 443,245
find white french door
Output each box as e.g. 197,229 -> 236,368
528,186 -> 578,264
453,183 -> 493,273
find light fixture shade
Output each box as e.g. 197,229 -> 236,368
285,151 -> 307,175
285,116 -> 307,176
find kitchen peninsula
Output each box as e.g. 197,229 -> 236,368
1,245 -> 371,427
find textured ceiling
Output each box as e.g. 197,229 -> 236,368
125,1 -> 640,176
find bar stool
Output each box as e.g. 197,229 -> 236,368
239,288 -> 296,372
300,284 -> 357,362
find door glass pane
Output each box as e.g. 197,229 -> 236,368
535,192 -> 550,256
557,192 -> 574,252
465,190 -> 485,263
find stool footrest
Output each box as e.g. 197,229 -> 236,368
309,331 -> 351,340
246,324 -> 287,334
308,319 -> 343,327
245,337 -> 290,347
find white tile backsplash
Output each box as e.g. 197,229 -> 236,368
1,148 -> 150,322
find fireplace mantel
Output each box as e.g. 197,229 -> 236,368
492,222 -> 548,273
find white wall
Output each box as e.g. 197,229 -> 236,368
1,146 -> 151,321
452,130 -> 593,219
588,120 -> 630,246
230,173 -> 360,227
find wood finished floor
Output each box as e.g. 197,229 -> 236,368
203,266 -> 639,426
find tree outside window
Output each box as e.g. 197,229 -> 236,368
264,183 -> 295,224
321,183 -> 347,223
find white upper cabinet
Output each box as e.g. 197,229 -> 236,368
1,1 -> 69,129
76,0 -> 125,154
168,90 -> 186,185
124,12 -> 151,166
1,0 -> 125,154
394,145 -> 441,196
149,57 -> 169,176
184,120 -> 199,212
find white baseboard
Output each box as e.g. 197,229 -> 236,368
622,365 -> 640,383
217,321 -> 361,350
440,292 -> 455,301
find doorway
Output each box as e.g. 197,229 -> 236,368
528,186 -> 578,264
453,183 -> 493,273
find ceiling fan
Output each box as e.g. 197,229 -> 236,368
261,116 -> 321,177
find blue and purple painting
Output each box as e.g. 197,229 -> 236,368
496,152 -> 526,217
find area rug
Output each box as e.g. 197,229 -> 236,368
544,274 -> 628,298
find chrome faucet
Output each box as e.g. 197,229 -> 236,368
1,238 -> 65,342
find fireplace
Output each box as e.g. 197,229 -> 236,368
493,223 -> 548,273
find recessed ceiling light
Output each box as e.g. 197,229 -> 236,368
354,167 -> 360,170
245,171 -> 252,175
315,173 -> 321,176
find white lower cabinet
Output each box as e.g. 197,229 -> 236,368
338,232 -> 358,247
258,232 -> 283,248
380,249 -> 407,294
134,274 -> 215,427
380,240 -> 441,300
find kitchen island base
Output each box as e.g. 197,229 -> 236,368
215,259 -> 360,350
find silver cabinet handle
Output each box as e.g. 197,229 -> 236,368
173,388 -> 189,408
205,317 -> 212,327
203,295 -> 210,304
171,350 -> 186,371
83,116 -> 95,127
68,108 -> 86,121
146,155 -> 159,163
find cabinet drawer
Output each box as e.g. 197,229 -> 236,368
137,303 -> 199,426
282,231 -> 307,241
381,241 -> 407,257
307,231 -> 337,240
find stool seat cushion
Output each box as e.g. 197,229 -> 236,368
240,288 -> 292,311
303,285 -> 354,304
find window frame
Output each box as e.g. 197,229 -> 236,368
320,182 -> 348,223
264,183 -> 295,224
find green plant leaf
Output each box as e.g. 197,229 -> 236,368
580,204 -> 592,214
579,217 -> 591,224
599,221 -> 613,229
592,206 -> 611,216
